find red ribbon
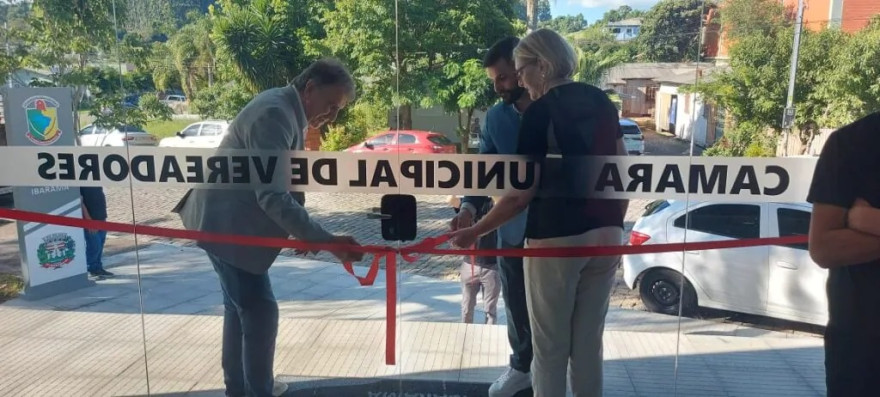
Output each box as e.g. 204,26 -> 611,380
0,208 -> 809,366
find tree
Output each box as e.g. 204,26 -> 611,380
638,0 -> 706,62
212,0 -> 320,94
812,17 -> 880,128
125,0 -> 175,38
516,0 -> 551,32
434,59 -> 496,144
573,46 -> 627,86
595,5 -> 646,26
170,12 -> 216,97
540,14 -> 587,34
720,0 -> 788,41
324,0 -> 516,130
189,81 -> 254,120
90,92 -> 172,129
27,0 -> 129,128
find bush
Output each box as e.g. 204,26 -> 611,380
704,122 -> 776,157
320,102 -> 388,151
190,83 -> 254,120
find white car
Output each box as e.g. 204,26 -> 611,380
620,118 -> 645,155
78,124 -> 158,147
623,200 -> 828,326
161,94 -> 186,105
158,120 -> 230,148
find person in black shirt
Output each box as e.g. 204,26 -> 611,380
807,111 -> 880,397
80,186 -> 113,277
450,28 -> 628,397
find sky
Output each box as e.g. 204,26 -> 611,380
550,0 -> 662,23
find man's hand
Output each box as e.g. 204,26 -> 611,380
329,235 -> 365,263
449,210 -> 474,232
848,198 -> 878,236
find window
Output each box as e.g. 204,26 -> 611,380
611,28 -> 621,34
777,208 -> 810,250
621,125 -> 641,135
367,133 -> 394,146
428,135 -> 453,145
397,134 -> 416,144
118,125 -> 146,133
79,126 -> 94,135
646,86 -> 658,103
181,124 -> 201,137
674,204 -> 760,239
201,124 -> 223,136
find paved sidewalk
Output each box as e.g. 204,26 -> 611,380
0,244 -> 825,396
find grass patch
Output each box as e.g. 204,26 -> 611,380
144,119 -> 197,139
0,273 -> 23,303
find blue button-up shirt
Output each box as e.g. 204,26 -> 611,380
461,102 -> 528,246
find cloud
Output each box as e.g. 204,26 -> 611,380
571,0 -> 660,8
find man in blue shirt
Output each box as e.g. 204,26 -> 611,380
450,37 -> 533,397
80,186 -> 112,277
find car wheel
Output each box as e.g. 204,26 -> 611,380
638,268 -> 697,316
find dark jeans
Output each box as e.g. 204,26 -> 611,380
498,240 -> 533,373
208,253 -> 279,397
83,229 -> 107,273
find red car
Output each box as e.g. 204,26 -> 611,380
344,130 -> 457,154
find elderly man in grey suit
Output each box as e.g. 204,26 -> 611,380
173,58 -> 363,397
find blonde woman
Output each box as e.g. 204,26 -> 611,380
450,28 -> 628,397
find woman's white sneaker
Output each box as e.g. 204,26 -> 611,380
488,367 -> 531,396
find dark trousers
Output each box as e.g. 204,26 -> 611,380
825,333 -> 880,396
208,253 -> 278,397
498,240 -> 533,373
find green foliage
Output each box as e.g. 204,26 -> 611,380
90,92 -> 173,129
167,12 -> 216,98
811,17 -> 880,126
540,14 -> 587,34
638,0 -> 706,62
573,46 -> 627,86
324,0 -> 516,129
149,41 -> 182,91
719,0 -> 788,40
594,5 -> 646,27
125,0 -> 175,38
704,122 -> 775,157
567,25 -> 632,86
212,0 -> 317,94
320,102 -> 388,151
189,82 -> 254,120
515,0 -> 551,26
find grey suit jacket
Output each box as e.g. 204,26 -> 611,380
172,86 -> 334,274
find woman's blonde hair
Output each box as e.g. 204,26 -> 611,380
514,28 -> 578,80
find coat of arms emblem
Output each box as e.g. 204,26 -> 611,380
37,233 -> 76,269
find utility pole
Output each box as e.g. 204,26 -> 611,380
782,0 -> 805,157
5,20 -> 11,88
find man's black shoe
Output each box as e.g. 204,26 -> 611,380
89,269 -> 115,277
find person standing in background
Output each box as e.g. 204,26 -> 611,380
450,36 -> 534,397
80,186 -> 112,278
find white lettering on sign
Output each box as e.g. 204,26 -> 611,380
0,147 -> 818,202
30,186 -> 71,196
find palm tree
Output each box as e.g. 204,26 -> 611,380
212,0 -> 307,94
573,46 -> 626,86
